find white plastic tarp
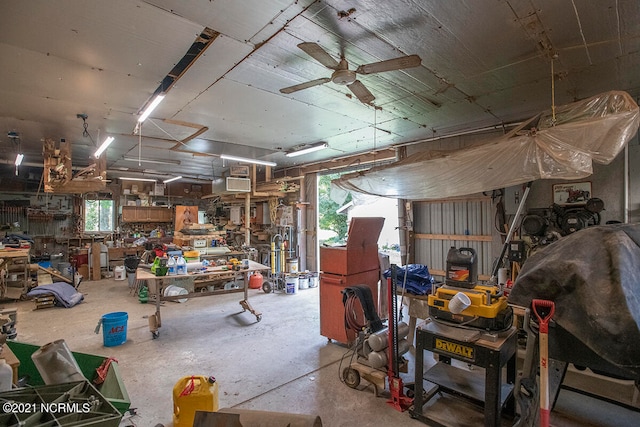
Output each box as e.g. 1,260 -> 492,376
332,91 -> 640,200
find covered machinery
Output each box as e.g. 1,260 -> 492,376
508,223 -> 640,381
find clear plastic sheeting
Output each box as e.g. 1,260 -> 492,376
332,91 -> 639,200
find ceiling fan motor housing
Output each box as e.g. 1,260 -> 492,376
332,69 -> 357,85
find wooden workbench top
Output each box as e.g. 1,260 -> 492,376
136,260 -> 269,280
0,249 -> 30,258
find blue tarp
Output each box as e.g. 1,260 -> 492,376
27,282 -> 84,308
383,264 -> 433,295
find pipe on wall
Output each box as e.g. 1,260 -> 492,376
625,143 -> 629,223
298,177 -> 307,272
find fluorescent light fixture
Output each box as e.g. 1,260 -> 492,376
285,142 -> 328,157
137,94 -> 165,122
163,176 -> 182,183
94,136 -> 115,158
123,156 -> 181,165
220,154 -> 276,167
119,177 -> 157,182
14,153 -> 24,166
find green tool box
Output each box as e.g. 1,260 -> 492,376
4,341 -> 130,415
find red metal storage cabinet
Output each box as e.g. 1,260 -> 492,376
319,217 -> 384,344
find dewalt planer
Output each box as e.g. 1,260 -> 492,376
428,247 -> 513,331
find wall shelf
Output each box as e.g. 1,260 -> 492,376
121,206 -> 173,223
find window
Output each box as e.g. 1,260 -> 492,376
84,199 -> 114,232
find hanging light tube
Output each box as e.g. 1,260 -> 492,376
94,136 -> 115,158
14,153 -> 24,166
220,154 -> 276,167
123,156 -> 181,165
285,142 -> 328,157
119,177 -> 157,182
163,176 -> 182,183
137,94 -> 165,123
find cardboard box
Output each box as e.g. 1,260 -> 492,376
78,264 -> 89,279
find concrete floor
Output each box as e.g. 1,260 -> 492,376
3,277 -> 640,427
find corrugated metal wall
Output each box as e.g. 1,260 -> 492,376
405,131 -> 503,279
413,197 -> 494,279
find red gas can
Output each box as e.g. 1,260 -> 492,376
249,272 -> 263,289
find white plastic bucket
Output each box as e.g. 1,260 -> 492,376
114,265 -> 125,281
164,285 -> 189,303
309,273 -> 319,288
298,274 -> 309,290
285,274 -> 298,295
286,258 -> 298,273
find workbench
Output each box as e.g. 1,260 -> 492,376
410,320 -> 517,427
136,260 -> 270,338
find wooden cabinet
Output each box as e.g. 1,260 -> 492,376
121,206 -> 173,223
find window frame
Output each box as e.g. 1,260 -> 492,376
84,198 -> 115,233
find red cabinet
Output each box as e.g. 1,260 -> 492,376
319,217 -> 384,344
320,217 -> 384,275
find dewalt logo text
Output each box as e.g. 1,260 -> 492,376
434,338 -> 474,360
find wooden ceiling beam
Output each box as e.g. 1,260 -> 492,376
273,149 -> 396,178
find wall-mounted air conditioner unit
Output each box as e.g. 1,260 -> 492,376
226,177 -> 251,192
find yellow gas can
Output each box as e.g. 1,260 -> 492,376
173,375 -> 219,427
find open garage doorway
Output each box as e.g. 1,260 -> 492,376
317,173 -> 400,265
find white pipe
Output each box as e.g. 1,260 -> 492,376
245,193 -> 251,246
624,143 -> 629,223
298,178 -> 307,272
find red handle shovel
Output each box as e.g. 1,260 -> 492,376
532,299 -> 555,427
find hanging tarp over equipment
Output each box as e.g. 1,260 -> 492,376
508,223 -> 640,380
332,91 -> 639,200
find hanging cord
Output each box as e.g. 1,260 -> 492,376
550,56 -> 557,126
373,107 -> 377,166
338,338 -> 360,384
138,123 -> 142,166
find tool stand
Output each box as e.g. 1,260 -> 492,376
410,321 -> 517,427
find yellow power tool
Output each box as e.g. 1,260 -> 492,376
428,247 -> 513,331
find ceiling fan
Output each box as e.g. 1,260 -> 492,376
280,42 -> 421,104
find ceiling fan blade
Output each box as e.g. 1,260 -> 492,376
356,54 -> 422,75
280,77 -> 331,94
298,42 -> 340,69
347,80 -> 375,104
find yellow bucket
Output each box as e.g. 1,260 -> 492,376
173,375 -> 219,427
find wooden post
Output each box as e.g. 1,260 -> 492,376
91,242 -> 102,281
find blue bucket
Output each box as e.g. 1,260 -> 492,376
100,312 -> 128,347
